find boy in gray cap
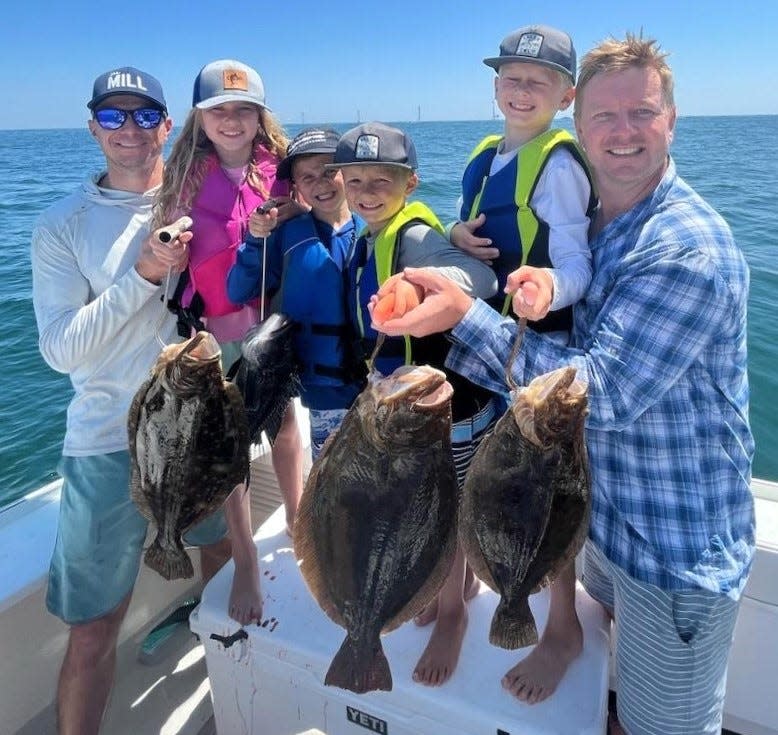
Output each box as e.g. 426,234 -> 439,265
329,121 -> 498,688
449,24 -> 596,704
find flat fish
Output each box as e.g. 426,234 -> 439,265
128,331 -> 250,580
460,366 -> 589,649
295,365 -> 458,693
231,313 -> 300,443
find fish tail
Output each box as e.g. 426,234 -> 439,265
144,536 -> 194,581
489,597 -> 538,649
324,635 -> 392,693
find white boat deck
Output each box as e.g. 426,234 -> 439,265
3,418 -> 776,734
15,442 -> 304,735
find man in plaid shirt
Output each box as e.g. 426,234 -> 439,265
371,35 -> 754,735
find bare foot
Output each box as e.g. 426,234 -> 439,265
228,562 -> 263,625
414,597 -> 438,627
415,569 -> 481,626
501,620 -> 583,704
413,603 -> 468,686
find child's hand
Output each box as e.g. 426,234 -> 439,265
370,274 -> 424,325
450,214 -> 500,264
505,266 -> 554,321
274,196 -> 308,224
248,208 -> 278,238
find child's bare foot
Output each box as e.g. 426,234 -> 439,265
412,603 -> 468,686
228,562 -> 263,625
501,618 -> 582,704
415,568 -> 480,626
414,598 -> 438,627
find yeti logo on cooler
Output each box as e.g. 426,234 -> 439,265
346,705 -> 388,734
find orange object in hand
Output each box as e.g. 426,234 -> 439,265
373,292 -> 397,324
373,280 -> 422,325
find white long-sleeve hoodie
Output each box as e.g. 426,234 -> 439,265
31,174 -> 178,456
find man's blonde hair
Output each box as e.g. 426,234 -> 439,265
575,33 -> 674,118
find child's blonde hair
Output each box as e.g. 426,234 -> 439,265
153,106 -> 289,229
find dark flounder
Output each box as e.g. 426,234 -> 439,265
295,365 -> 458,693
460,366 -> 589,649
231,313 -> 300,443
128,332 -> 250,580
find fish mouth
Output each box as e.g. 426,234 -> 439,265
181,331 -> 222,363
371,365 -> 453,410
513,366 -> 587,446
519,366 -> 586,407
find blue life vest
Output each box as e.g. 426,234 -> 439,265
277,212 -> 363,403
460,129 -> 597,332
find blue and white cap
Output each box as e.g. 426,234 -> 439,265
329,122 -> 417,171
483,25 -> 576,83
87,66 -> 167,111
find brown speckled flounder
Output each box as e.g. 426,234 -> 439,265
128,331 -> 249,580
460,365 -> 589,649
295,364 -> 458,693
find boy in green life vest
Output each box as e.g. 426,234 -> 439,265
328,122 -> 498,687
453,24 -> 597,335
449,25 -> 597,704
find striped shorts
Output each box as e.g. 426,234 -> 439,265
309,407 -> 349,460
581,540 -> 740,735
451,399 -> 497,490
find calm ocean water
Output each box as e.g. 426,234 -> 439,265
1,117 -> 776,507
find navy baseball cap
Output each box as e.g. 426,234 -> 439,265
483,25 -> 576,83
277,128 -> 341,180
328,122 -> 417,171
87,67 -> 167,111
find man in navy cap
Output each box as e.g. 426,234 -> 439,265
31,67 -> 232,734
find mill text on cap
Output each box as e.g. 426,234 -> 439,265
106,72 -> 148,93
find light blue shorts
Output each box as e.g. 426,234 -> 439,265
47,451 -> 227,625
581,540 -> 740,735
309,408 -> 349,460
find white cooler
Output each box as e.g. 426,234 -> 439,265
191,506 -> 611,735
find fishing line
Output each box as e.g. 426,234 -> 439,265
154,267 -> 174,349
505,317 -> 527,392
260,235 -> 267,323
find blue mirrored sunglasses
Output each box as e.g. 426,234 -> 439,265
94,107 -> 165,130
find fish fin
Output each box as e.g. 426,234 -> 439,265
489,596 -> 538,649
223,382 -> 251,479
263,402 -> 285,444
324,634 -> 392,693
294,462 -> 346,628
144,536 -> 194,581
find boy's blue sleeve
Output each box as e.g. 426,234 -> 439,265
227,232 -> 280,304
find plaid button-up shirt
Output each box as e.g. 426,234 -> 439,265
448,159 -> 755,599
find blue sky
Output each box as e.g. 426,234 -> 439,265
1,1 -> 775,130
